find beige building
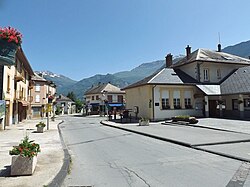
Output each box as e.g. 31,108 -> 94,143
56,94 -> 75,115
1,48 -> 34,125
124,45 -> 250,121
85,83 -> 125,115
30,73 -> 57,118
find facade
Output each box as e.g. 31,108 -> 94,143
124,45 -> 250,121
56,94 -> 76,115
1,48 -> 34,125
84,83 -> 125,115
30,73 -> 57,118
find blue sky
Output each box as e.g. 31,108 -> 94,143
0,0 -> 250,80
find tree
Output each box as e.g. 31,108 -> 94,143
67,91 -> 77,102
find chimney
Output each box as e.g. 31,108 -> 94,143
186,45 -> 191,59
165,53 -> 173,68
217,43 -> 221,52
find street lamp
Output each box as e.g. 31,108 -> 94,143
101,90 -> 107,116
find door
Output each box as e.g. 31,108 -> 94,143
209,100 -> 218,117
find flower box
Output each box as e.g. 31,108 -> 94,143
11,155 -> 37,176
37,126 -> 44,133
9,136 -> 40,176
139,119 -> 149,126
0,39 -> 18,65
0,27 -> 22,66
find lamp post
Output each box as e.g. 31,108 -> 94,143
101,90 -> 107,117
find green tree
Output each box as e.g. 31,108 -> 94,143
67,91 -> 77,102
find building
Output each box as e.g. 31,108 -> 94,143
84,83 -> 125,115
1,47 -> 34,125
123,45 -> 250,121
30,73 -> 56,118
56,94 -> 76,115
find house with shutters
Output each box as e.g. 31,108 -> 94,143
30,73 -> 57,118
84,83 -> 125,115
56,94 -> 76,115
123,44 -> 250,121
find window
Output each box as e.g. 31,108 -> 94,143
203,68 -> 209,81
7,75 -> 10,93
184,91 -> 192,109
118,95 -> 123,103
244,99 -> 250,110
96,95 -> 99,100
35,95 -> 40,103
91,96 -> 94,100
162,98 -> 170,109
107,95 -> 112,102
161,90 -> 170,109
173,90 -> 181,109
217,69 -> 221,79
35,84 -> 40,92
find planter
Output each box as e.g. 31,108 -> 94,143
139,120 -> 149,126
37,126 -> 44,133
11,155 -> 37,176
0,39 -> 18,66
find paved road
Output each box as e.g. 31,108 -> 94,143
60,115 -> 249,187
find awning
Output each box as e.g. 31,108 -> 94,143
90,103 -> 100,106
108,103 -> 123,107
196,85 -> 221,95
19,100 -> 28,106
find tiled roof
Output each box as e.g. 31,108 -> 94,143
173,49 -> 250,67
123,68 -> 197,90
31,73 -> 47,82
56,94 -> 74,102
85,83 -> 125,95
220,66 -> 250,95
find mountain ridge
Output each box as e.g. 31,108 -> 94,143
37,40 -> 250,99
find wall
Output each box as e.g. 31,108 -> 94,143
153,85 -> 203,120
125,85 -> 152,119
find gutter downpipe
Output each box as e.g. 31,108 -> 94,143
152,85 -> 156,121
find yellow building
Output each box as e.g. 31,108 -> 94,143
124,45 -> 250,121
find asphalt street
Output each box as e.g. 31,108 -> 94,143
59,115 -> 250,187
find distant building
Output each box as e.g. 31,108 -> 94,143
56,94 -> 76,115
30,73 -> 56,118
123,45 -> 250,121
84,83 -> 125,114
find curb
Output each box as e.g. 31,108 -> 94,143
162,122 -> 250,135
48,120 -> 71,187
101,120 -> 250,163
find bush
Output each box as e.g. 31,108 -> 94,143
36,121 -> 46,127
172,115 -> 198,124
9,136 -> 40,157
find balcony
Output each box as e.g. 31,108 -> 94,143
14,75 -> 24,82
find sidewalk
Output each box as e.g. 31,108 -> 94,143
101,118 -> 250,162
0,119 -> 64,187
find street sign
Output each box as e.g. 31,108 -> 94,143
0,100 -> 5,118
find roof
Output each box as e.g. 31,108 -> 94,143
85,83 -> 125,95
123,68 -> 198,90
56,94 -> 74,102
31,73 -> 47,82
173,49 -> 250,67
196,85 -> 221,95
16,47 -> 34,75
220,66 -> 250,95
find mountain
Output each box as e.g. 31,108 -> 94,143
36,56 -> 184,99
222,40 -> 250,58
35,71 -> 77,94
64,73 -> 129,98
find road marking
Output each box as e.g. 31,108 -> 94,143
226,162 -> 250,187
